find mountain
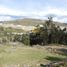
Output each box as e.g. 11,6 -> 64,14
0,14 -> 25,21
3,18 -> 45,26
0,18 -> 67,29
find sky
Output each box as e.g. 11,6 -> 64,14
0,0 -> 67,22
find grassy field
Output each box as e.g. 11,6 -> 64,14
0,44 -> 67,67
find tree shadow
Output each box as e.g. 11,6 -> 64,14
57,48 -> 67,56
45,56 -> 64,62
40,56 -> 65,67
40,48 -> 67,67
40,64 -> 50,67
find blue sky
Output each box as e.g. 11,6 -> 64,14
0,0 -> 67,22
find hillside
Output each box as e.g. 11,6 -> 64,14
3,18 -> 44,26
1,18 -> 67,28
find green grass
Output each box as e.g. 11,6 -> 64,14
0,45 -> 66,67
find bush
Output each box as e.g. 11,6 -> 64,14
22,33 -> 30,46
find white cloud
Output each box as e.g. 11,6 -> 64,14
0,16 -> 13,21
0,5 -> 25,16
35,6 -> 67,17
0,5 -> 67,22
0,5 -> 66,17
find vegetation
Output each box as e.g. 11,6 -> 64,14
28,16 -> 67,45
22,33 -> 30,45
0,17 -> 67,45
0,45 -> 66,67
0,26 -> 24,43
0,17 -> 67,67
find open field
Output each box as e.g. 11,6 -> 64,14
0,44 -> 67,67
